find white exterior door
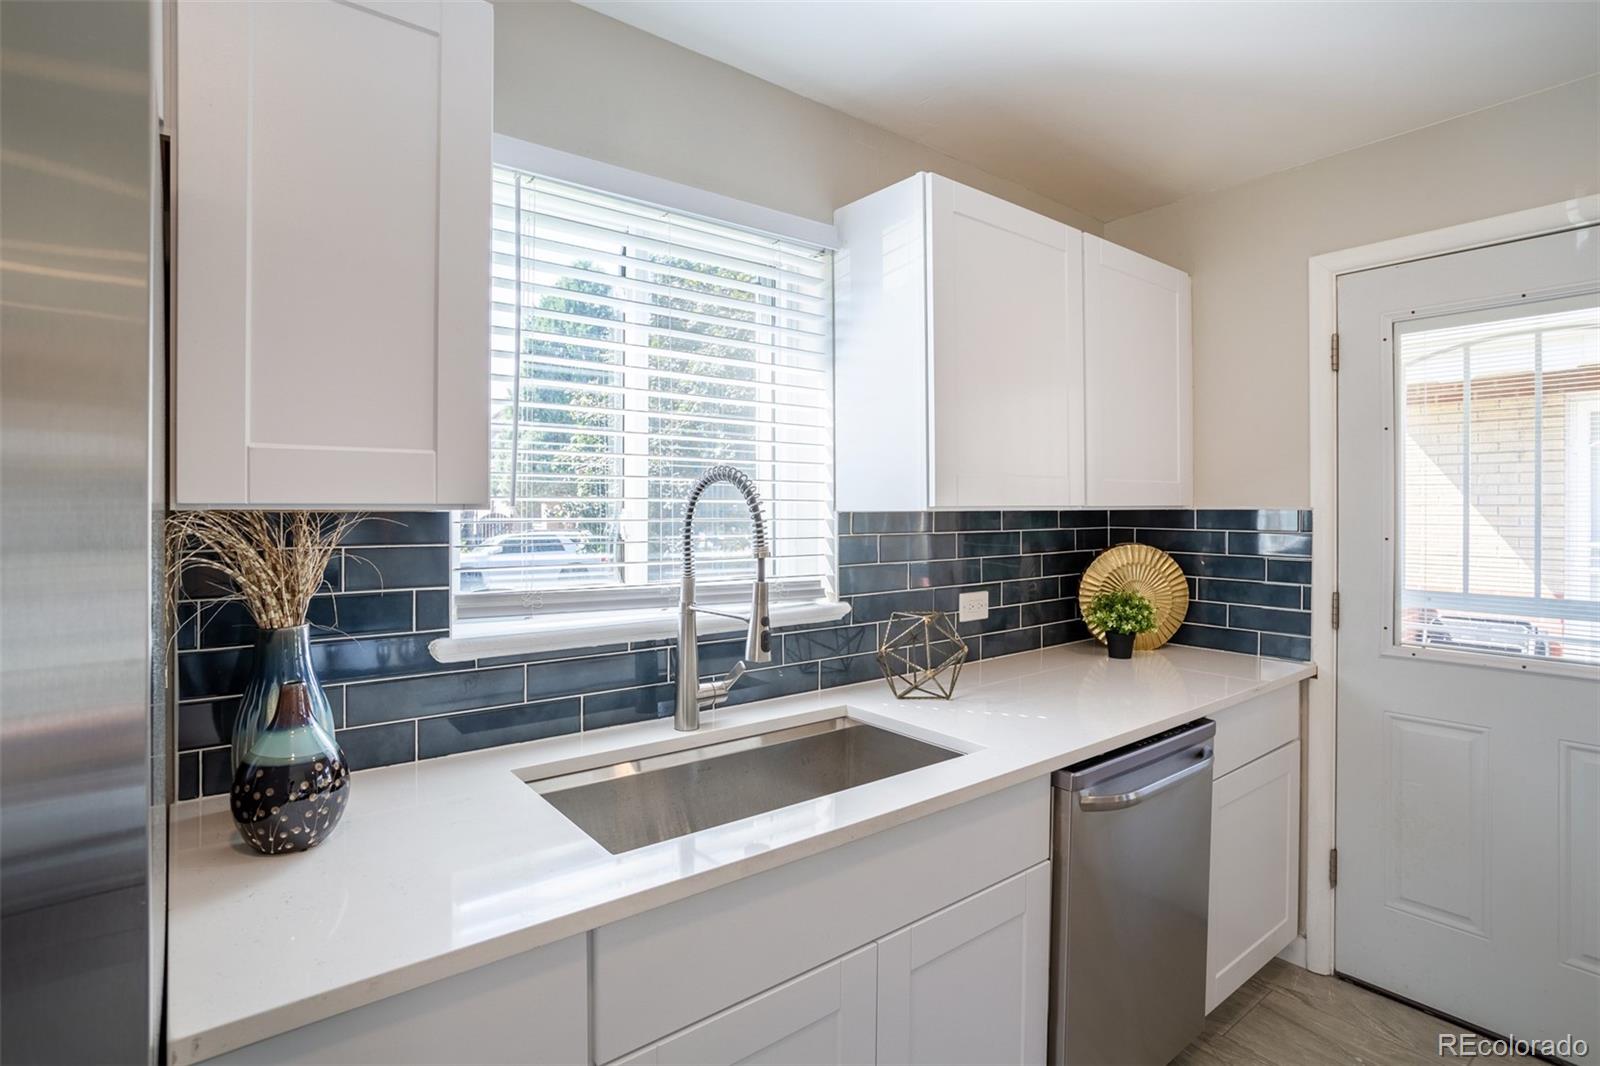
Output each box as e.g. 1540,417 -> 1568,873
1335,226 -> 1600,1058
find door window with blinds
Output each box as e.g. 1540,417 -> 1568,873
455,169 -> 835,635
1395,293 -> 1600,666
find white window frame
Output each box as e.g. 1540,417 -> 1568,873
1380,287 -> 1600,679
431,140 -> 847,663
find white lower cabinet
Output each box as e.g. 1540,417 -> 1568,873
876,863 -> 1051,1066
1206,739 -> 1301,1012
612,947 -> 878,1066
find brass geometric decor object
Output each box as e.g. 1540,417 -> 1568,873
1079,543 -> 1189,651
877,610 -> 969,699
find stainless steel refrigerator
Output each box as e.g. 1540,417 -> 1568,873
1,2 -> 166,1063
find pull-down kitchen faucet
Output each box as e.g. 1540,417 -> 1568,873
675,465 -> 772,731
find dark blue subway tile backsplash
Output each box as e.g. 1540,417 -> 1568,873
175,506 -> 1312,800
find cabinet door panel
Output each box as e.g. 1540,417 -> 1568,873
1083,234 -> 1191,506
617,947 -> 876,1066
876,861 -> 1051,1066
1207,740 -> 1300,1012
928,177 -> 1082,508
175,0 -> 489,507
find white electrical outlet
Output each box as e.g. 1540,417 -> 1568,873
957,590 -> 989,622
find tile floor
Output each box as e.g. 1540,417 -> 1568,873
1176,958 -> 1542,1064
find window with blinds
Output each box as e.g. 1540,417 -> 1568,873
1396,294 -> 1600,665
454,169 -> 836,634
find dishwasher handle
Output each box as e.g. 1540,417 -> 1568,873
1077,746 -> 1212,811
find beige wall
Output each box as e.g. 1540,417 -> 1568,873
490,0 -> 1100,233
1104,76 -> 1600,506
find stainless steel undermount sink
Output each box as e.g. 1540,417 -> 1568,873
526,717 -> 962,854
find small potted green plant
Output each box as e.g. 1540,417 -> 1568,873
1084,588 -> 1157,659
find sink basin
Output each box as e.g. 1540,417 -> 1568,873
527,717 -> 962,854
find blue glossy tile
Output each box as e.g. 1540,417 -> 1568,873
878,533 -> 957,562
528,649 -> 670,701
908,558 -> 982,589
1111,509 -> 1194,529
1228,531 -> 1312,557
345,666 -> 524,726
343,546 -> 450,591
980,627 -> 1041,660
934,511 -> 1002,532
1043,619 -> 1090,646
177,646 -> 251,701
337,721 -> 416,770
1261,633 -> 1312,661
311,633 -> 457,684
958,531 -> 1020,558
846,589 -> 935,623
1267,558 -> 1313,584
1137,528 -> 1228,554
1229,604 -> 1312,636
1042,551 -> 1098,577
1003,577 -> 1059,605
1108,529 -> 1136,546
1002,510 -> 1058,530
583,684 -> 675,730
177,752 -> 199,801
418,698 -> 579,759
1299,510 -> 1314,532
1022,598 -> 1075,627
850,512 -> 931,534
1170,552 -> 1267,581
177,697 -> 238,751
952,606 -> 1020,639
1196,509 -> 1299,531
784,623 -> 879,662
343,512 -> 450,546
200,748 -> 233,796
479,642 -> 631,667
1168,624 -> 1259,656
719,661 -> 819,708
983,555 -> 1042,581
838,535 -> 878,565
416,589 -> 450,631
1075,527 -> 1110,552
180,555 -> 341,600
1198,578 -> 1303,610
839,563 -> 909,596
684,639 -> 747,677
819,653 -> 883,690
1303,587 -> 1313,610
1185,601 -> 1229,627
1057,510 -> 1108,529
311,592 -> 420,639
1020,529 -> 1074,554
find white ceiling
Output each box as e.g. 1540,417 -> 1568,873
578,1 -> 1600,222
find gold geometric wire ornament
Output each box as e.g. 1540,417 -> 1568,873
1079,543 -> 1189,651
877,610 -> 969,699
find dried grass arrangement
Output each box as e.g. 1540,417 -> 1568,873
166,511 -> 366,631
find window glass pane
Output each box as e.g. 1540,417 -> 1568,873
1396,296 -> 1600,664
458,169 -> 835,627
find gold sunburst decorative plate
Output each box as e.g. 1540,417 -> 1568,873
1080,543 -> 1188,651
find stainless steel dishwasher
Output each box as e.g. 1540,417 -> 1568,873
1048,719 -> 1215,1066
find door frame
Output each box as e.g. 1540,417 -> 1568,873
1301,194 -> 1600,976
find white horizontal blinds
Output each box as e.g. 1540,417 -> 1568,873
464,167 -> 834,620
1397,296 -> 1600,664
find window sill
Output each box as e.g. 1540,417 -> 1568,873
428,599 -> 853,664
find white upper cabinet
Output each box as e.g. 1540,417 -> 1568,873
173,0 -> 491,508
836,174 -> 1082,510
834,174 -> 1190,510
1083,234 -> 1193,506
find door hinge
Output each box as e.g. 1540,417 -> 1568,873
1329,848 -> 1339,887
1330,332 -> 1340,372
1331,590 -> 1340,629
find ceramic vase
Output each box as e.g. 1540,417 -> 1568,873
229,679 -> 350,855
232,625 -> 336,771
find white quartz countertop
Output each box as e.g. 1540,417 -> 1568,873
166,642 -> 1314,1065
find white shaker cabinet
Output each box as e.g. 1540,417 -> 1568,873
1082,234 -> 1193,506
173,0 -> 492,508
875,863 -> 1052,1066
611,947 -> 877,1066
835,174 -> 1084,510
1207,738 -> 1301,1013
